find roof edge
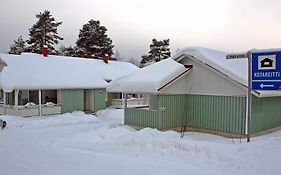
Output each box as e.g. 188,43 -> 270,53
158,67 -> 192,92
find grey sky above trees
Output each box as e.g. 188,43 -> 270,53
1,0 -> 281,59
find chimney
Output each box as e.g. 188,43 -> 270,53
102,55 -> 109,64
42,47 -> 48,57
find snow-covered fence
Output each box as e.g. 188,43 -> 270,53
0,104 -> 61,117
110,98 -> 149,108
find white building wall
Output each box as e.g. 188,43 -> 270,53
162,57 -> 247,96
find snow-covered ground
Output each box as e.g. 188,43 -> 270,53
0,108 -> 281,175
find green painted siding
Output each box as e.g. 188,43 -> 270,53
125,94 -> 246,134
125,108 -> 160,129
61,89 -> 84,113
252,96 -> 281,133
187,95 -> 246,134
125,93 -> 281,135
158,95 -> 187,129
93,89 -> 106,111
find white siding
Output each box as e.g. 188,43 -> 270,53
162,57 -> 246,96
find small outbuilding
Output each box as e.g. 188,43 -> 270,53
0,53 -> 139,117
107,47 -> 281,137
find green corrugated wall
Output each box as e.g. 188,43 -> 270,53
158,95 -> 187,129
125,108 -> 160,129
93,89 -> 106,111
187,94 -> 246,134
252,95 -> 281,133
125,94 -> 246,134
61,89 -> 84,113
125,93 -> 281,134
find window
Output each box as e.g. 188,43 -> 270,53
29,90 -> 39,104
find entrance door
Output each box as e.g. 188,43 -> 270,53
84,90 -> 92,113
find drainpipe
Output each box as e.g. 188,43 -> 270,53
15,90 -> 19,111
124,93 -> 128,108
246,51 -> 252,142
3,91 -> 6,115
39,90 -> 42,116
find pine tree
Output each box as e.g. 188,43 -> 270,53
58,45 -> 78,57
76,19 -> 114,59
140,54 -> 152,67
150,39 -> 171,62
26,10 -> 63,54
140,39 -> 171,67
9,36 -> 26,55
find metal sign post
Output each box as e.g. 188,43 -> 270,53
226,52 -> 251,142
227,48 -> 281,142
246,51 -> 252,142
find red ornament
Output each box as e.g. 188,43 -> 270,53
42,47 -> 48,57
102,55 -> 109,64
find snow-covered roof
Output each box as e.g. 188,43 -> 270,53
173,47 -> 281,97
107,58 -> 189,93
107,47 -> 281,97
173,47 -> 248,85
0,53 -> 139,92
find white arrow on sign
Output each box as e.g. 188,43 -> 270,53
260,83 -> 274,88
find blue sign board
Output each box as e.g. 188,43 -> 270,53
252,51 -> 281,90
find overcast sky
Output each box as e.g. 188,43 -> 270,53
1,0 -> 281,58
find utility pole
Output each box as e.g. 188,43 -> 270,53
226,51 -> 252,142
246,51 -> 252,142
